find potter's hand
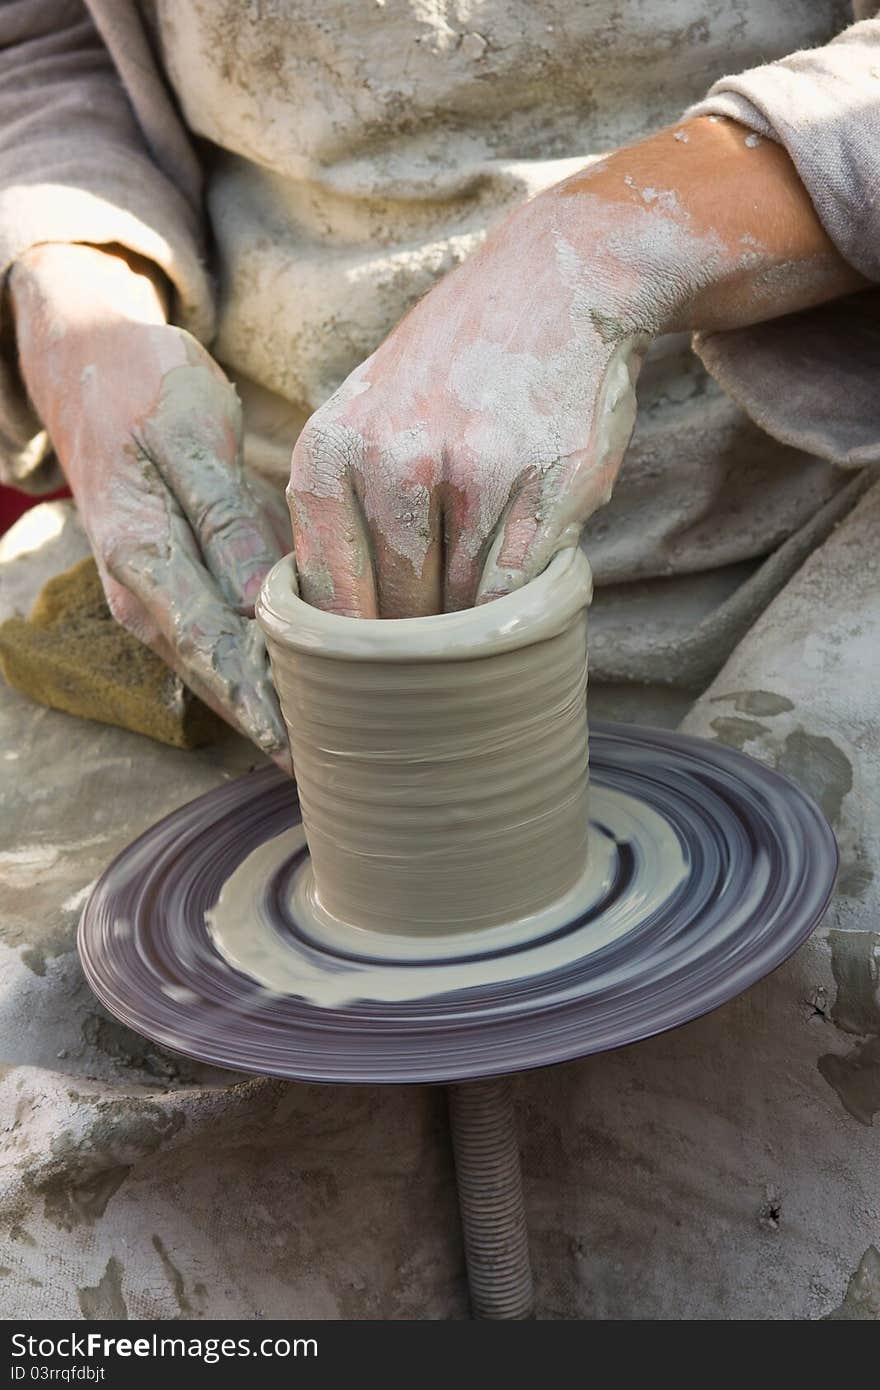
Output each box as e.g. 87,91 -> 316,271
11,243 -> 291,765
288,205 -> 647,617
289,117 -> 862,617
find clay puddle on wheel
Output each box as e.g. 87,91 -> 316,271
204,783 -> 688,1008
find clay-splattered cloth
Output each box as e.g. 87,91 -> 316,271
2,498 -> 880,1321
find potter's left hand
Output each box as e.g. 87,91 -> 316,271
288,117 -> 862,617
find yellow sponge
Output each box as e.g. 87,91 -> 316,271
0,556 -> 223,749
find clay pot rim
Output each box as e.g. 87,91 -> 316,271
256,547 -> 592,662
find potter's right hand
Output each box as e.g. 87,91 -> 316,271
10,243 -> 292,766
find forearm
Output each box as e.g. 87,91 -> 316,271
0,1 -> 211,336
10,243 -> 169,446
551,115 -> 866,337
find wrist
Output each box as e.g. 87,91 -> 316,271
10,245 -> 173,453
529,179 -> 706,344
11,242 -> 168,331
542,137 -> 745,339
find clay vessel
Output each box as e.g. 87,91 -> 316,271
256,548 -> 592,936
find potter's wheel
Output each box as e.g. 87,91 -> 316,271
77,722 -> 837,1084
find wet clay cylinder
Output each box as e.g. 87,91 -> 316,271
256,549 -> 592,937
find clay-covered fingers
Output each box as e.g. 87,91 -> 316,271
476,353 -> 642,604
358,459 -> 445,617
474,459 -> 586,605
136,363 -> 287,615
287,332 -> 641,614
102,488 -> 290,767
286,482 -> 378,618
288,420 -> 451,617
286,420 -> 376,616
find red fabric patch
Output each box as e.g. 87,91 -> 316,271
0,483 -> 71,535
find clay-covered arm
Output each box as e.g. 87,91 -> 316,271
0,0 -> 213,494
566,115 -> 866,338
287,111 -> 868,618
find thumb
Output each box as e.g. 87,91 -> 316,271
475,479 -> 584,605
138,361 -> 286,614
476,344 -> 641,603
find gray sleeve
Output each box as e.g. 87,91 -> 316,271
684,16 -> 880,468
0,0 -> 214,493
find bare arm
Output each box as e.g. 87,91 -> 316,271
287,115 -> 865,618
560,116 -> 865,335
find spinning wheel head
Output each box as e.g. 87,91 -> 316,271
78,722 -> 837,1085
